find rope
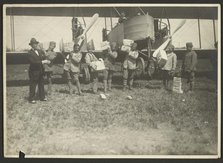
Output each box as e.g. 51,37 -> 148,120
113,7 -> 121,17
164,8 -> 171,35
138,50 -> 148,57
138,7 -> 146,15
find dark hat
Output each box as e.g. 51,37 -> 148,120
29,38 -> 39,45
167,44 -> 175,50
186,42 -> 193,47
73,43 -> 80,48
49,41 -> 56,46
132,42 -> 137,47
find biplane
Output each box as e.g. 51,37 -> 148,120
5,5 -> 219,82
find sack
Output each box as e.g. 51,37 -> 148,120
172,77 -> 183,93
91,60 -> 106,71
101,41 -> 110,50
157,50 -> 167,68
123,39 -> 134,46
121,45 -> 131,52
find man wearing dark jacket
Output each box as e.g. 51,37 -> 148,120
28,38 -> 50,104
182,42 -> 197,92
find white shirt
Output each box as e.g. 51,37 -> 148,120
32,48 -> 39,56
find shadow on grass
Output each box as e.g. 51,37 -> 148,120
57,89 -> 70,95
6,71 -> 216,87
195,87 -> 216,93
7,77 -> 66,87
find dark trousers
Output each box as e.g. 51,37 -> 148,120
103,69 -> 113,80
184,71 -> 195,83
29,74 -> 45,101
183,71 -> 195,91
90,69 -> 99,93
123,68 -> 135,86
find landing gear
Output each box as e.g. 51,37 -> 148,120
82,65 -> 91,83
135,57 -> 145,78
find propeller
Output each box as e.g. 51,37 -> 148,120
153,20 -> 187,58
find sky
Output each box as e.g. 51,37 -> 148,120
6,16 -> 218,51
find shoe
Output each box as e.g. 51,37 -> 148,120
123,86 -> 127,91
30,100 -> 36,104
40,98 -> 47,101
78,92 -> 84,96
187,90 -> 193,94
93,90 -> 98,94
69,90 -> 73,95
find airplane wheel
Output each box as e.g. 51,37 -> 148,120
147,58 -> 156,78
135,57 -> 145,78
83,66 -> 91,83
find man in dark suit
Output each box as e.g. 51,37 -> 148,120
28,38 -> 50,104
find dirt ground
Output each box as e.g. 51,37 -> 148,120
5,64 -> 218,156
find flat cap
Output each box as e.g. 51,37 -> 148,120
186,42 -> 193,47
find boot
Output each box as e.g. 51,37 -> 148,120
76,81 -> 83,96
68,81 -> 73,95
163,80 -> 167,90
48,84 -> 52,95
123,79 -> 128,91
48,77 -> 52,95
129,79 -> 133,90
166,81 -> 170,91
92,78 -> 98,94
190,82 -> 194,91
103,80 -> 108,93
108,79 -> 112,91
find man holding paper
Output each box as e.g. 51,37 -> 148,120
28,38 -> 50,104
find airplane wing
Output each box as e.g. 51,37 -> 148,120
6,6 -> 218,19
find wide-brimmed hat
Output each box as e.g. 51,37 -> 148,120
186,42 -> 193,47
29,38 -> 39,45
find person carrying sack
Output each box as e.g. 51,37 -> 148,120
63,44 -> 83,96
102,42 -> 118,93
123,42 -> 139,91
42,41 -> 57,95
161,44 -> 177,90
85,44 -> 99,94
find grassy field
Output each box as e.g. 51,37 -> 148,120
5,64 -> 218,156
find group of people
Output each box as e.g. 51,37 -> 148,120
27,37 -> 197,104
160,42 -> 197,91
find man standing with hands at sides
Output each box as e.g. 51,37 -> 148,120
43,41 -> 57,95
123,42 -> 139,91
28,38 -> 50,104
103,42 -> 118,93
182,42 -> 197,92
85,44 -> 99,94
64,44 -> 83,96
161,44 -> 177,90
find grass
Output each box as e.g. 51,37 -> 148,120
5,64 -> 218,156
